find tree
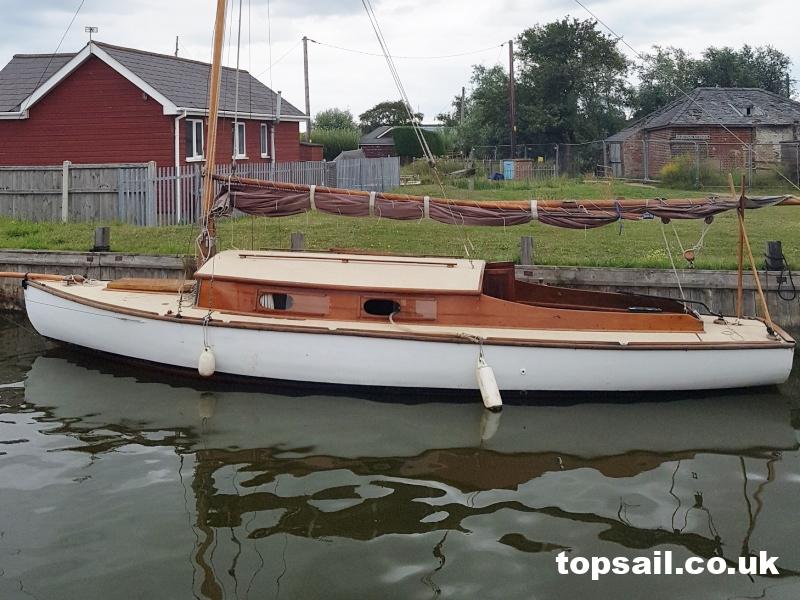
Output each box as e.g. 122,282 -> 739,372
313,108 -> 357,130
358,100 -> 422,132
633,47 -> 701,117
514,18 -> 629,144
633,44 -> 794,117
458,65 -> 510,152
696,45 -> 792,94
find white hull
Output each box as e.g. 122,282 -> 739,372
24,284 -> 795,391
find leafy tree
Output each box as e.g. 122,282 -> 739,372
458,65 -> 510,152
312,128 -> 360,161
358,100 -> 422,132
514,18 -> 629,144
633,46 -> 701,117
435,94 -> 466,127
313,108 -> 357,130
696,45 -> 792,94
391,126 -> 445,158
633,44 -> 794,117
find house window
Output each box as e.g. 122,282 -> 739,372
260,123 -> 271,158
186,119 -> 204,160
232,121 -> 247,158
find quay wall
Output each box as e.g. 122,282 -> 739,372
0,250 -> 797,330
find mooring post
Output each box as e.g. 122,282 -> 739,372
520,236 -> 534,265
290,232 -> 305,251
61,160 -> 71,223
92,226 -> 110,252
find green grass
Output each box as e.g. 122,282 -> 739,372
0,179 -> 797,270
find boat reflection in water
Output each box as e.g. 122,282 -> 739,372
12,351 -> 800,599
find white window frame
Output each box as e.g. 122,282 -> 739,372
233,121 -> 247,159
260,122 -> 271,158
186,118 -> 204,162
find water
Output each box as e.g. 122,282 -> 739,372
0,314 -> 798,600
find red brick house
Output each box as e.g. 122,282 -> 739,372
0,41 -> 309,167
605,88 -> 800,179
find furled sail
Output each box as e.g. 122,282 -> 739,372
211,176 -> 795,230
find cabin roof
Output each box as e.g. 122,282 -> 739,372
195,250 -> 485,293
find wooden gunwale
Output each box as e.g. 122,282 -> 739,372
27,281 -> 795,351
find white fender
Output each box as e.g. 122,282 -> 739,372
198,347 -> 216,377
476,355 -> 502,412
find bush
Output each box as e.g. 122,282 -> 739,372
311,128 -> 360,161
391,126 -> 445,158
658,154 -> 727,189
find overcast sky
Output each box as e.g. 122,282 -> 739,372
1,0 -> 798,123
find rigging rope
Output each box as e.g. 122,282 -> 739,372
360,0 -> 474,259
660,219 -> 686,300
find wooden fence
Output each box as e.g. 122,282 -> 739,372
0,157 -> 400,226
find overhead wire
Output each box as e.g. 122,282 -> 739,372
254,39 -> 300,78
32,0 -> 86,93
307,38 -> 505,60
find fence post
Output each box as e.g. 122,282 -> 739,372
61,160 -> 71,223
520,236 -> 534,265
146,161 -> 156,226
554,145 -> 559,178
175,164 -> 182,225
290,232 -> 305,251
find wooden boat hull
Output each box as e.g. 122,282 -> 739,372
24,283 -> 795,392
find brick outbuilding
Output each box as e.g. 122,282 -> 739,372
605,88 -> 800,180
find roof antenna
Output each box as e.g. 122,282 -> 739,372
84,26 -> 98,42
175,36 -> 179,57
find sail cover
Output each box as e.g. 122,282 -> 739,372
210,177 -> 791,230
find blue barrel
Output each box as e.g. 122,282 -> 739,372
503,160 -> 515,180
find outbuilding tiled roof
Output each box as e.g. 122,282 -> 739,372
644,88 -> 800,128
606,87 -> 800,142
359,125 -> 395,146
0,41 -> 305,117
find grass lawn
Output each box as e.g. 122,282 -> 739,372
0,178 -> 797,270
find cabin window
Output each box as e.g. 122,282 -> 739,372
258,293 -> 293,310
256,289 -> 329,316
361,297 -> 437,320
363,298 -> 401,316
260,123 -> 271,157
233,121 -> 247,158
186,119 -> 204,160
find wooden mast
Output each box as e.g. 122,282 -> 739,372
198,0 -> 228,263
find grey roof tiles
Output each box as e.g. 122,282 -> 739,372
0,41 -> 304,117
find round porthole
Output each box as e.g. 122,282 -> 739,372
363,299 -> 400,316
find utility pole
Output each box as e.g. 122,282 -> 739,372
460,86 -> 465,125
508,40 -> 517,159
302,36 -> 311,142
175,36 -> 179,57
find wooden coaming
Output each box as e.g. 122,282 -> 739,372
194,276 -> 704,333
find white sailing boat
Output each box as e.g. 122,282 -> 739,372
9,0 -> 798,401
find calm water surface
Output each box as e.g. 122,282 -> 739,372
0,315 -> 798,600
